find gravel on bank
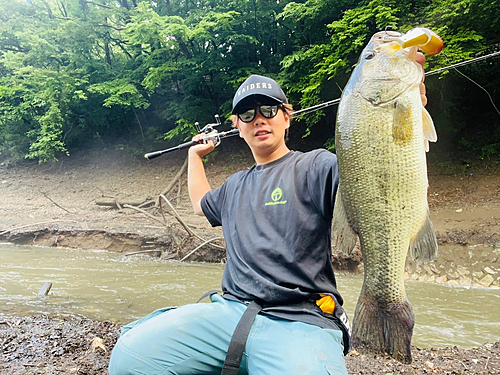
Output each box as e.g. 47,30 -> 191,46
1,314 -> 498,374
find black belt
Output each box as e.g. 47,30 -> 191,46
197,291 -> 350,374
221,300 -> 262,375
197,291 -> 261,375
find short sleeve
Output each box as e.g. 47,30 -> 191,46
307,150 -> 339,218
200,183 -> 227,227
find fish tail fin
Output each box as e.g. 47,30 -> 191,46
352,294 -> 415,364
410,214 -> 438,264
332,189 -> 358,255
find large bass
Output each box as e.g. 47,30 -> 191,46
333,28 -> 443,363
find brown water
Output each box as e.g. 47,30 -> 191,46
1,244 -> 498,349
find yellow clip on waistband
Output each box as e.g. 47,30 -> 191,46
316,294 -> 335,315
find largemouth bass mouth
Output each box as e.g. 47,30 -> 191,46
333,29 -> 442,363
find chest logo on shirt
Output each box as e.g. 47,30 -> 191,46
265,188 -> 288,206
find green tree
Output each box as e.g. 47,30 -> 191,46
0,0 -> 498,163
422,0 -> 500,158
278,0 -> 500,157
0,0 -> 138,162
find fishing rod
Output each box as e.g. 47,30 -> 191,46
144,115 -> 239,160
291,98 -> 340,116
291,50 -> 500,117
145,50 -> 500,159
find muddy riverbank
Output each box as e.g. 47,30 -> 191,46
1,314 -> 499,374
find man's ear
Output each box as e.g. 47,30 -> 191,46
236,121 -> 244,137
284,111 -> 291,130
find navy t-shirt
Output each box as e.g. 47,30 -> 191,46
201,149 -> 344,330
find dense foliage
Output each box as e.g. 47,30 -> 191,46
0,0 -> 498,163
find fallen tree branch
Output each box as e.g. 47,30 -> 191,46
181,237 -> 225,261
114,198 -> 123,210
0,220 -> 78,236
86,187 -> 108,205
122,204 -> 167,227
135,157 -> 189,209
138,199 -> 157,209
37,282 -> 53,296
176,179 -> 181,207
120,193 -> 226,260
159,194 -> 225,250
159,194 -> 194,235
41,192 -> 74,213
124,249 -> 162,257
156,157 -> 188,206
96,198 -> 154,209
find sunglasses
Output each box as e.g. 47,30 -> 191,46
237,104 -> 282,123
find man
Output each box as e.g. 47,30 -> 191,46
109,57 -> 427,374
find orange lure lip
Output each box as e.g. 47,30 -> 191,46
380,28 -> 444,56
399,28 -> 443,55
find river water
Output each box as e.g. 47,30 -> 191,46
1,244 -> 498,349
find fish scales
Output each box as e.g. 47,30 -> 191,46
339,90 -> 428,296
333,30 -> 439,363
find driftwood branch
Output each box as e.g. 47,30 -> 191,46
38,282 -> 53,296
158,194 -> 170,225
156,157 -> 188,206
138,199 -> 156,209
158,194 -> 225,251
176,179 -> 181,206
41,192 -> 74,213
159,194 -> 194,236
135,157 -> 188,209
114,198 -> 123,210
124,249 -> 162,257
86,187 -> 107,205
181,237 -> 224,261
122,204 -> 167,226
92,187 -> 155,210
96,199 -> 154,209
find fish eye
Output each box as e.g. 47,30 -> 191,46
364,52 -> 376,60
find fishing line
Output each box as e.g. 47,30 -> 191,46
440,52 -> 500,116
425,50 -> 500,76
291,50 -> 500,117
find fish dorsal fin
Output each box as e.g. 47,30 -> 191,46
332,189 -> 358,256
422,107 -> 437,152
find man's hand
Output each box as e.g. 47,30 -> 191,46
416,52 -> 427,107
189,134 -> 215,158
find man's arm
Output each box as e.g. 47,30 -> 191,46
188,135 -> 215,216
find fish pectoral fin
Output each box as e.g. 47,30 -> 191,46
422,107 -> 437,152
332,189 -> 358,255
392,101 -> 414,146
409,214 -> 438,264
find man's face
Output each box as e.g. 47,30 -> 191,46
235,99 -> 290,158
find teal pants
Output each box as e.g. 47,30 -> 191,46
108,294 -> 347,374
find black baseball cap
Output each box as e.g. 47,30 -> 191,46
232,74 -> 288,114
